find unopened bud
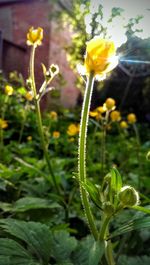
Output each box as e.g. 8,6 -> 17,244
118,186 -> 139,207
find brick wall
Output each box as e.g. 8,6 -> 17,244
0,0 -> 79,107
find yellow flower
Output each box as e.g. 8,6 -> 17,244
96,106 -> 106,114
67,124 -> 79,136
127,113 -> 137,124
27,136 -> 32,141
49,111 -> 58,121
84,37 -> 118,79
53,131 -> 60,139
27,27 -> 43,47
5,85 -> 13,96
89,111 -> 98,118
25,91 -> 33,101
105,98 -> 116,110
0,118 -> 8,129
110,110 -> 121,122
120,121 -> 128,129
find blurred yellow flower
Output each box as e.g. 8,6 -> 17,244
27,27 -> 43,47
5,85 -> 13,96
110,110 -> 121,122
25,91 -> 33,101
67,124 -> 79,136
96,106 -> 106,114
49,111 -> 58,121
127,113 -> 137,124
120,121 -> 128,129
27,135 -> 32,141
105,98 -> 116,110
0,118 -> 8,129
53,131 -> 60,139
84,37 -> 118,79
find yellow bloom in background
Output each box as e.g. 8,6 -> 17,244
27,135 -> 32,141
110,110 -> 121,122
127,113 -> 137,124
25,91 -> 33,101
0,118 -> 8,129
120,121 -> 128,129
105,98 -> 116,110
84,37 -> 118,79
5,85 -> 13,96
49,111 -> 58,121
53,131 -> 60,139
27,27 -> 43,46
89,111 -> 98,118
96,106 -> 106,114
67,124 -> 79,136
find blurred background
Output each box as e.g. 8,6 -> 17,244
0,0 -> 150,121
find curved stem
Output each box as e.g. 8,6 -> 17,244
78,72 -> 98,240
30,46 -> 60,194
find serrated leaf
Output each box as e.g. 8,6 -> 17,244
72,235 -> 95,265
0,238 -> 40,265
51,230 -> 77,262
111,216 -> 150,238
0,219 -> 52,264
12,196 -> 61,212
88,240 -> 105,265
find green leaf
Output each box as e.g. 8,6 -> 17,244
0,238 -> 40,265
131,205 -> 150,215
88,240 -> 105,265
0,219 -> 52,264
110,167 -> 122,193
118,255 -> 150,265
51,230 -> 77,263
72,235 -> 95,265
82,180 -> 102,209
12,196 -> 61,212
111,216 -> 150,238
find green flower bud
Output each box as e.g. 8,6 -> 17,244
118,186 -> 139,207
146,151 -> 150,161
103,202 -> 114,216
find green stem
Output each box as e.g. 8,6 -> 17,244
78,72 -> 98,240
99,215 -> 115,265
30,46 -> 60,194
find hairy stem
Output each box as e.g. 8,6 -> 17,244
78,72 -> 98,240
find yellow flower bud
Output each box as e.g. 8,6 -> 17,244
146,151 -> 150,161
49,111 -> 58,121
120,121 -> 128,129
27,27 -> 43,47
118,185 -> 139,207
105,98 -> 116,110
5,85 -> 13,96
25,91 -> 33,101
53,131 -> 60,139
110,110 -> 121,122
0,118 -> 8,129
84,38 -> 118,78
127,113 -> 137,124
